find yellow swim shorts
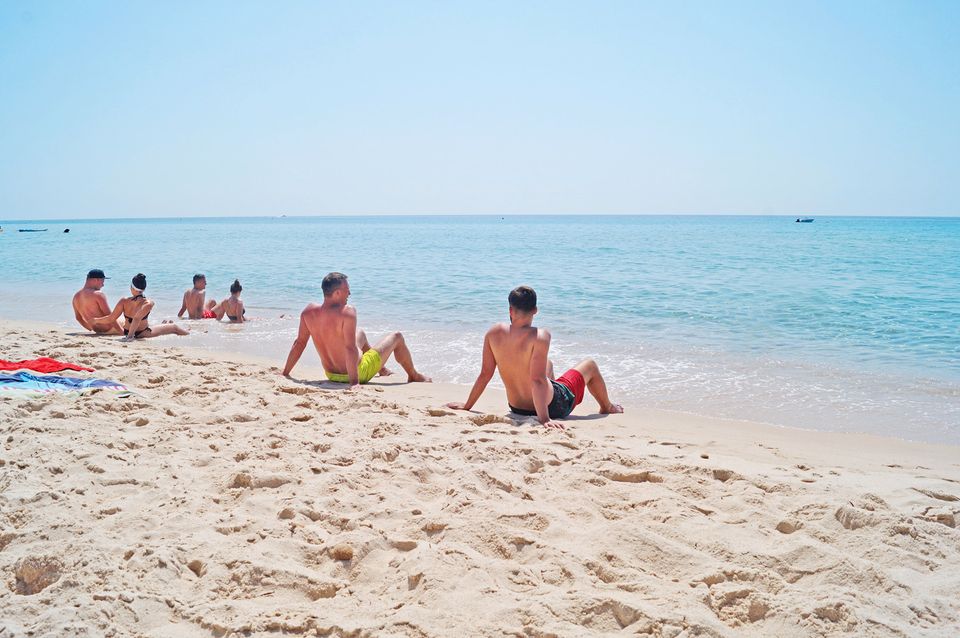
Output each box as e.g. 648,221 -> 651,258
325,349 -> 382,384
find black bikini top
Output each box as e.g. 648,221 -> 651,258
125,295 -> 150,322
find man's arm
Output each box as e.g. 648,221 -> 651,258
281,313 -> 310,376
91,293 -> 115,330
94,292 -> 112,319
448,332 -> 497,410
342,307 -> 360,387
529,329 -> 563,428
73,296 -> 93,330
94,299 -> 125,324
177,291 -> 188,318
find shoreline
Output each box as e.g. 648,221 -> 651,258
2,258 -> 958,446
1,316 -> 956,454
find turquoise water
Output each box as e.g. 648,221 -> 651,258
1,215 -> 958,443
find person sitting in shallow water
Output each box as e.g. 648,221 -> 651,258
216,279 -> 246,323
178,273 -> 217,319
96,273 -> 189,341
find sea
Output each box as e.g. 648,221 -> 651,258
1,215 -> 958,445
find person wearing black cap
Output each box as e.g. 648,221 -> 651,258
72,269 -> 123,335
95,273 -> 190,341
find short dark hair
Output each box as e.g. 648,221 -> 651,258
322,272 -> 348,297
132,273 -> 147,291
230,279 -> 242,294
508,286 -> 537,313
193,273 -> 205,284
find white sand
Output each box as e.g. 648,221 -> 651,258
1,321 -> 958,637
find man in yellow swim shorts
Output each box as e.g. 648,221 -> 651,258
281,272 -> 432,388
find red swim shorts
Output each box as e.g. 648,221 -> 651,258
555,369 -> 585,406
202,309 -> 217,319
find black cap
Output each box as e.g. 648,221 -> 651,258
87,269 -> 109,279
132,273 -> 147,291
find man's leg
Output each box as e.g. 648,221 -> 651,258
572,358 -> 623,414
547,359 -> 556,380
357,329 -> 393,376
371,332 -> 431,383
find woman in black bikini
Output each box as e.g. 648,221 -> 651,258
97,273 -> 190,341
216,279 -> 246,323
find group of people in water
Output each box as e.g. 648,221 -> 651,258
72,269 -> 623,427
71,269 -> 246,341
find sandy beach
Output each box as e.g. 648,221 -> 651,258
1,320 -> 958,637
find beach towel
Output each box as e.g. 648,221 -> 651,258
0,357 -> 94,373
0,371 -> 129,397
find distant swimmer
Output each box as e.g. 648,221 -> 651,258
178,273 -> 217,319
448,286 -> 623,428
72,269 -> 123,335
217,279 -> 246,323
281,272 -> 430,387
96,273 -> 190,341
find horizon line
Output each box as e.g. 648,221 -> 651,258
2,212 -> 959,223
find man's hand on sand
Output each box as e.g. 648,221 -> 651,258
542,419 -> 565,430
446,402 -> 468,411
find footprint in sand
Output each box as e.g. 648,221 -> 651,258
712,469 -> 739,483
775,519 -> 803,534
470,414 -> 515,426
599,468 -> 663,484
913,488 -> 959,502
186,559 -> 207,577
229,472 -> 293,489
13,556 -> 63,595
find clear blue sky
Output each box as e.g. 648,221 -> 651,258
1,1 -> 958,218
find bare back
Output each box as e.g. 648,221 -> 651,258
300,302 -> 355,374
219,296 -> 245,322
73,288 -> 117,333
181,288 -> 206,319
486,322 -> 552,410
119,297 -> 152,330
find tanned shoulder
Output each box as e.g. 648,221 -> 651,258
487,322 -> 508,336
536,328 -> 552,345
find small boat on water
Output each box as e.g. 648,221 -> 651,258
18,229 -> 48,232
795,217 -> 814,223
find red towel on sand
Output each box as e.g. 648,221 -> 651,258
0,357 -> 95,373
